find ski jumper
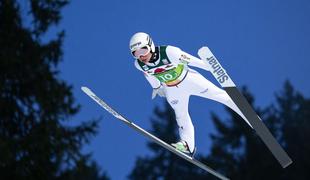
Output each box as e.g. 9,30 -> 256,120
134,45 -> 250,152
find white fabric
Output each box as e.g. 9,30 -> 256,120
166,46 -> 211,71
134,60 -> 161,89
164,69 -> 249,152
134,46 -> 211,89
151,86 -> 166,99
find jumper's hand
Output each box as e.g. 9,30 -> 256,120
152,86 -> 166,99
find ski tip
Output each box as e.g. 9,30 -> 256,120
198,46 -> 211,59
282,159 -> 293,168
198,46 -> 210,52
81,86 -> 88,91
81,86 -> 96,97
81,86 -> 91,94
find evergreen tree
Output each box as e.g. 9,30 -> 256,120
129,82 -> 310,180
206,81 -> 310,179
274,81 -> 310,179
0,0 -> 109,179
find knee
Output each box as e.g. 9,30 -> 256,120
174,108 -> 188,118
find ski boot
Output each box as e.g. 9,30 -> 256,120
171,140 -> 196,157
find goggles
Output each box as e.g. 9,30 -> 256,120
132,46 -> 150,58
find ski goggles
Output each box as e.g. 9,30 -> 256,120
132,46 -> 150,58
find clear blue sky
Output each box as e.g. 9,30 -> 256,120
57,0 -> 310,179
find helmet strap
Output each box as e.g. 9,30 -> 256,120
149,52 -> 158,63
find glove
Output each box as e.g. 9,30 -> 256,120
152,86 -> 166,99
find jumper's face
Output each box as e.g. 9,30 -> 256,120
138,52 -> 152,63
132,46 -> 152,63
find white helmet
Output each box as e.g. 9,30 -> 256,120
129,32 -> 155,55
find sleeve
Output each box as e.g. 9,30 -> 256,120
166,45 -> 210,71
134,60 -> 161,89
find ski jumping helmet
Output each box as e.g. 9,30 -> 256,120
129,32 -> 155,58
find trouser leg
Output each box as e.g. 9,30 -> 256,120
165,86 -> 195,152
189,71 -> 252,127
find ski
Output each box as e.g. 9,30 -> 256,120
81,86 -> 229,180
198,46 -> 293,168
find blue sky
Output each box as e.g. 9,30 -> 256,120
56,0 -> 310,179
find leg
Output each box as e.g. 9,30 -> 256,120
165,86 -> 196,152
189,72 -> 252,127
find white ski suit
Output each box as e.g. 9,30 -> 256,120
134,45 -> 248,152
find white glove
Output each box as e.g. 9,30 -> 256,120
151,86 -> 166,99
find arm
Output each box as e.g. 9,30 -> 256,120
144,73 -> 161,89
134,60 -> 161,89
143,73 -> 166,99
166,46 -> 211,71
134,60 -> 165,99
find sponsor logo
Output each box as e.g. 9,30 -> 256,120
91,94 -> 122,119
154,68 -> 166,74
130,42 -> 141,49
180,54 -> 190,61
162,59 -> 169,64
205,56 -> 229,84
165,64 -> 173,68
170,100 -> 179,105
142,65 -> 149,71
179,54 -> 190,64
